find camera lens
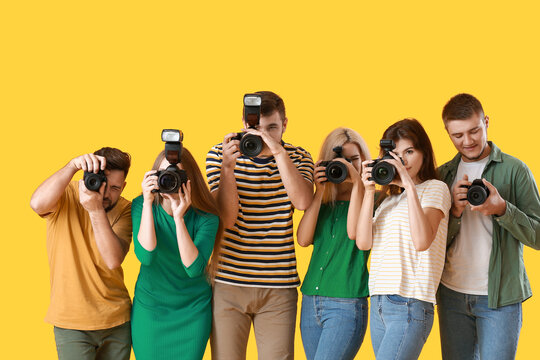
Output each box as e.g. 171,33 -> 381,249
240,134 -> 263,157
159,173 -> 178,193
325,161 -> 348,184
467,185 -> 489,206
372,161 -> 396,185
84,171 -> 106,192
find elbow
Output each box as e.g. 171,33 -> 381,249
347,229 -> 356,240
413,237 -> 433,252
223,215 -> 237,229
105,259 -> 122,270
355,239 -> 372,251
29,196 -> 44,214
297,238 -> 310,247
295,197 -> 313,212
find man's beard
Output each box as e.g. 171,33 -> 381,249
462,142 -> 489,162
103,199 -> 117,212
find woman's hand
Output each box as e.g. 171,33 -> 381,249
386,152 -> 414,188
361,160 -> 376,191
142,170 -> 158,202
163,180 -> 192,221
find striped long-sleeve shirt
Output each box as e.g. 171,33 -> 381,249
206,142 -> 314,288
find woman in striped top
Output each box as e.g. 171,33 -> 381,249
298,128 -> 371,360
354,119 -> 451,360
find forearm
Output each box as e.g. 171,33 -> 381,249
89,210 -> 128,269
30,163 -> 77,214
347,182 -> 364,240
405,184 -> 435,251
497,201 -> 540,250
137,200 -> 158,251
215,167 -> 239,228
297,191 -> 323,247
175,218 -> 199,267
356,190 -> 375,250
274,149 -> 313,210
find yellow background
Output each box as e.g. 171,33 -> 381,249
2,1 -> 539,358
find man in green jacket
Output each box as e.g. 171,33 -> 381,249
436,93 -> 540,360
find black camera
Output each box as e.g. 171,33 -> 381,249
153,129 -> 188,194
84,170 -> 107,192
232,94 -> 263,157
319,146 -> 349,184
461,179 -> 490,206
368,139 -> 403,185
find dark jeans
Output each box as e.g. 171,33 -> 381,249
437,284 -> 522,360
53,322 -> 131,360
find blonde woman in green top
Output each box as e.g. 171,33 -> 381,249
298,128 -> 371,360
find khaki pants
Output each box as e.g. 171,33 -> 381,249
211,282 -> 298,360
53,322 -> 131,360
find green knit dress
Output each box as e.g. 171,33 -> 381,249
130,195 -> 219,360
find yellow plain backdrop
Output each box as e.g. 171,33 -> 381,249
1,1 -> 539,359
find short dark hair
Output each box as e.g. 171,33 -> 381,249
442,93 -> 484,124
94,147 -> 131,178
256,91 -> 286,121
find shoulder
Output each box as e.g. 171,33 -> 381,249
284,142 -> 314,163
131,195 -> 144,212
420,179 -> 451,196
207,143 -> 224,157
499,151 -> 531,173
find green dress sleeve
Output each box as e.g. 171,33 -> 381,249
131,196 -> 157,266
183,211 -> 219,278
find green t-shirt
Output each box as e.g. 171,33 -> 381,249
300,201 -> 370,298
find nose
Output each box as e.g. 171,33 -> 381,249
463,134 -> 474,146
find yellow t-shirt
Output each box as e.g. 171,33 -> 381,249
43,181 -> 132,330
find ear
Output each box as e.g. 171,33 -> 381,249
484,115 -> 489,129
282,117 -> 288,134
121,181 -> 127,193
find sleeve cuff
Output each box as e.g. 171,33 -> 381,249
183,251 -> 206,278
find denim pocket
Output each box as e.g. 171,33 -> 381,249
385,294 -> 409,305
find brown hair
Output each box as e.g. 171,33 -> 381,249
94,147 -> 131,178
442,93 -> 484,124
255,91 -> 286,122
377,118 -> 438,202
150,147 -> 223,278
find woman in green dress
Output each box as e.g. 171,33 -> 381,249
131,147 -> 221,360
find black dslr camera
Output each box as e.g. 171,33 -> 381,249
153,129 -> 188,194
460,179 -> 490,206
84,170 -> 107,192
232,93 -> 264,157
319,146 -> 349,184
368,139 -> 403,185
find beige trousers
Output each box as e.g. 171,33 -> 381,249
211,282 -> 298,360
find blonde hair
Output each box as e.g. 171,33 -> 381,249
318,127 -> 371,204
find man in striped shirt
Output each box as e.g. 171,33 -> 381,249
206,91 -> 314,360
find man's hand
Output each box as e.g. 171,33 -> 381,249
222,133 -> 241,170
243,128 -> 283,156
69,153 -> 106,173
451,174 -> 471,218
470,179 -> 507,217
79,180 -> 105,213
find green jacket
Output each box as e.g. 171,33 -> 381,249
438,142 -> 540,309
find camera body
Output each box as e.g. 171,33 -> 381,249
319,160 -> 348,184
84,170 -> 107,192
154,129 -> 188,194
461,179 -> 491,206
368,139 -> 403,185
233,93 -> 264,157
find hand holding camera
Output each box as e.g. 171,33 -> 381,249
162,181 -> 192,220
451,174 -> 471,217
78,178 -> 105,212
231,94 -> 265,157
318,146 -> 352,184
142,170 -> 158,202
465,178 -> 506,216
68,153 -> 108,192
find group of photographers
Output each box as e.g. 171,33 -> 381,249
30,91 -> 540,360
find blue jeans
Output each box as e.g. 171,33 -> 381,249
300,295 -> 368,360
437,284 -> 522,360
370,295 -> 434,360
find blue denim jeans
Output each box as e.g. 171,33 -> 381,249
370,295 -> 434,360
300,295 -> 368,360
437,284 -> 522,360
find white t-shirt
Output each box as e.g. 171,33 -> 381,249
369,179 -> 451,304
441,157 -> 492,295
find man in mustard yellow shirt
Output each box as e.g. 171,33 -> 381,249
30,147 -> 133,360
